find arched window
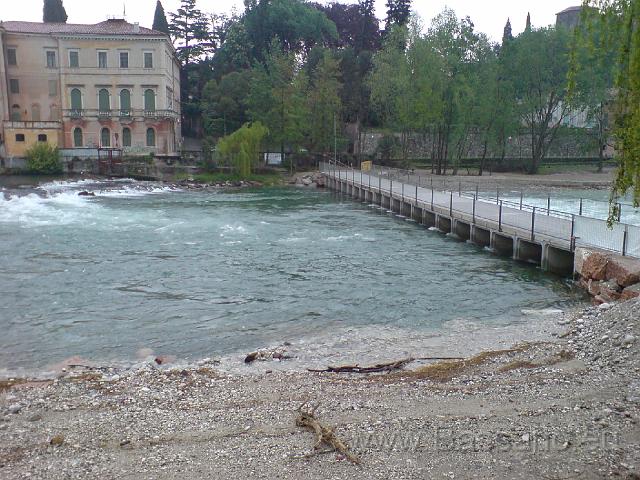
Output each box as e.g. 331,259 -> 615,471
73,127 -> 83,147
119,89 -> 131,116
101,127 -> 111,147
122,127 -> 132,147
144,89 -> 155,112
31,104 -> 41,121
70,88 -> 82,110
98,89 -> 110,113
146,128 -> 156,147
10,104 -> 21,121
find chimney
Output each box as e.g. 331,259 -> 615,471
133,22 -> 140,33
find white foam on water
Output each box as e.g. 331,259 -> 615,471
428,226 -> 441,232
0,191 -> 97,226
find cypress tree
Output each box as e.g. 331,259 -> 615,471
525,12 -> 532,32
502,18 -> 513,44
385,0 -> 412,31
43,0 -> 68,23
152,1 -> 170,35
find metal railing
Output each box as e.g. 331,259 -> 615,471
319,161 -> 640,258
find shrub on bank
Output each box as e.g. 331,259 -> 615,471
25,143 -> 62,174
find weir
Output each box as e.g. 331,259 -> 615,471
325,165 -> 582,276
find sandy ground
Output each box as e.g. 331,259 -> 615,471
1,298 -> 639,479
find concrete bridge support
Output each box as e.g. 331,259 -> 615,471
453,220 -> 471,241
436,215 -> 452,234
423,211 -> 436,228
515,239 -> 542,265
491,232 -> 515,257
471,226 -> 491,248
412,206 -> 423,222
382,195 -> 391,209
542,245 -> 574,276
402,202 -> 412,217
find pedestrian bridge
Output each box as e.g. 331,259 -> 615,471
320,162 -> 640,276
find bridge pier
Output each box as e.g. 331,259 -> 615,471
382,195 -> 391,209
411,205 -> 422,222
491,232 -> 515,257
515,238 -> 542,265
453,220 -> 471,241
436,215 -> 452,233
423,210 -> 436,228
471,226 -> 491,247
542,244 -> 574,276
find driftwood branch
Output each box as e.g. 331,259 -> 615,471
307,356 -> 464,374
295,403 -> 360,464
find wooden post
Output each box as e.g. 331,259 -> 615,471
449,191 -> 453,216
579,198 -> 583,216
547,195 -> 551,215
472,196 -> 476,224
622,226 -> 628,256
499,201 -> 503,232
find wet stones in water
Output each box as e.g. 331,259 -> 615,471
78,191 -> 95,197
244,346 -> 292,364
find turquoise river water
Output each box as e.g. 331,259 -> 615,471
0,177 -> 588,377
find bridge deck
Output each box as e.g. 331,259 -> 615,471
322,165 -> 640,260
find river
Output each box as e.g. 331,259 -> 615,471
0,177 -> 587,377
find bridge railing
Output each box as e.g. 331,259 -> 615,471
319,160 -> 640,258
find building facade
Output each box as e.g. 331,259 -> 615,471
0,18 -> 181,159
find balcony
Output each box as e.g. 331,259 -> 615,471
4,121 -> 61,129
63,109 -> 178,120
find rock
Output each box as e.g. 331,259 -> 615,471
50,435 -> 64,446
606,257 -> 640,287
623,334 -> 636,345
7,404 -> 21,414
78,191 -> 95,197
28,413 -> 42,422
621,283 -> 640,301
302,177 -> 312,186
581,252 -> 609,281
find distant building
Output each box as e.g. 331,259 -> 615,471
556,6 -> 582,30
0,18 -> 181,159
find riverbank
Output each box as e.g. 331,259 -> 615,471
1,298 -> 638,479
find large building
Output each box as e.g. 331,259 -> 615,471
0,18 -> 181,160
556,6 -> 583,30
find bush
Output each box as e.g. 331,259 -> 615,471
25,143 -> 62,174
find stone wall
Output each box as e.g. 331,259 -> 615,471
357,129 -> 601,161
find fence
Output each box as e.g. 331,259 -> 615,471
320,161 -> 640,259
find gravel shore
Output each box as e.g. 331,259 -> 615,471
1,298 -> 639,479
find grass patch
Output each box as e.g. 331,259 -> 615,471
175,172 -> 285,186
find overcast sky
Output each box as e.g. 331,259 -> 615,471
1,0 -> 580,42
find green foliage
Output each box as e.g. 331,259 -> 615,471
202,70 -> 251,138
243,0 -> 338,61
578,0 -> 640,214
247,44 -> 308,158
216,122 -> 269,177
385,0 -> 412,30
305,50 -> 342,153
152,1 -> 170,35
169,0 -> 214,64
25,143 -> 62,174
500,26 -> 571,173
43,0 -> 67,23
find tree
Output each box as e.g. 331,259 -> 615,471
43,0 -> 67,23
217,122 -> 269,177
243,0 -> 338,62
305,50 -> 343,153
202,70 -> 251,138
247,43 -> 309,170
502,18 -> 513,45
169,0 -> 214,65
567,7 -> 618,172
576,0 -> 640,215
152,1 -> 170,36
385,0 -> 412,31
503,26 -> 571,173
525,12 -> 532,32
